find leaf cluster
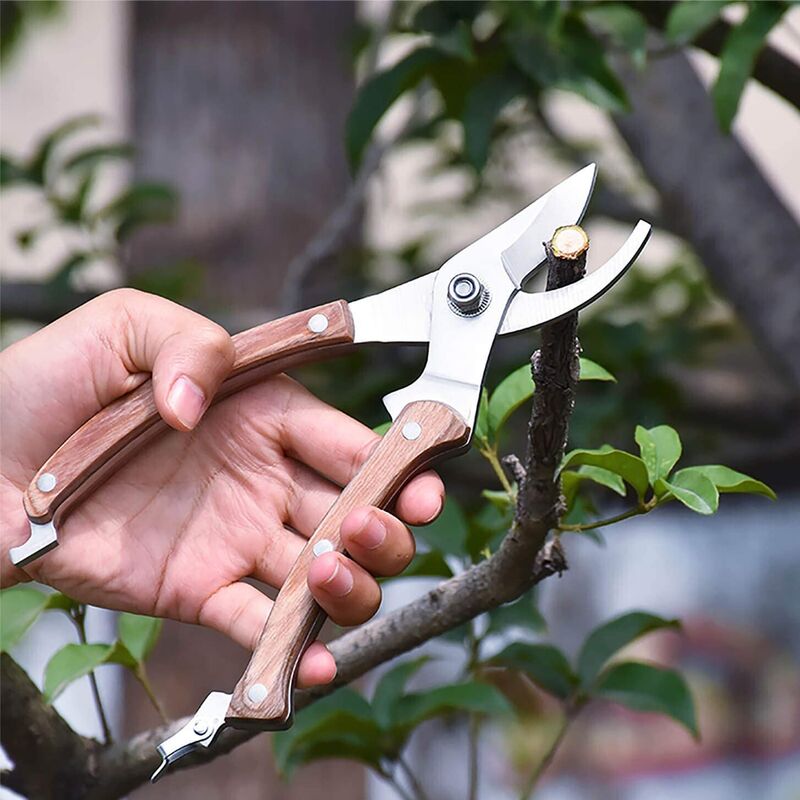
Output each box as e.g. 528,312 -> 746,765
347,0 -> 791,174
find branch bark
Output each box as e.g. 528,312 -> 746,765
611,48 -> 800,387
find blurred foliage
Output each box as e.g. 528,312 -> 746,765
347,0 -> 791,172
1,114 -> 203,306
0,0 -> 60,65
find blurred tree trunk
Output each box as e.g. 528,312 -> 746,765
128,0 -> 357,319
124,3 -> 364,798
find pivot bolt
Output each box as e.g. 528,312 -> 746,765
193,720 -> 209,736
447,273 -> 490,316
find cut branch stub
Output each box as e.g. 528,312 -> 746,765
549,225 -> 590,261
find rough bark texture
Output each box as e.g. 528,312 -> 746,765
612,49 -> 800,387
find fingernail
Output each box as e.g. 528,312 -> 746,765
322,557 -> 353,597
167,375 -> 206,429
353,513 -> 386,550
423,496 -> 444,524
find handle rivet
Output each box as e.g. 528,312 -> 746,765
308,314 -> 329,334
313,539 -> 334,557
37,473 -> 57,493
193,720 -> 209,736
402,422 -> 422,441
247,683 -> 268,704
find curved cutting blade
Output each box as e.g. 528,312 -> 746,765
348,165 -> 597,345
498,220 -> 652,335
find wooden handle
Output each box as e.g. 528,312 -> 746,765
226,400 -> 470,729
23,300 -> 355,526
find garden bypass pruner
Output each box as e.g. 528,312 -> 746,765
9,164 -> 651,779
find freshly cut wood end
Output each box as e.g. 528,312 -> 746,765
550,225 -> 589,260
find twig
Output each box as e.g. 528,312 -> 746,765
519,708 -> 577,800
71,605 -> 113,745
467,713 -> 481,800
398,755 -> 432,800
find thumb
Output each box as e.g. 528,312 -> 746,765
110,289 -> 236,431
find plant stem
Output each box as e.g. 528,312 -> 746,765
398,755 -> 433,800
518,710 -> 574,800
378,764 -> 417,800
480,444 -> 515,495
135,665 -> 168,723
70,606 -> 112,745
558,499 -> 656,533
467,713 -> 481,800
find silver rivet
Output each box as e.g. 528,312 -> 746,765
247,683 -> 268,704
193,720 -> 209,736
313,539 -> 335,557
37,473 -> 57,493
308,313 -> 329,334
402,422 -> 422,441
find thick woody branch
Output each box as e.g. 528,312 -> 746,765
611,48 -> 800,387
0,653 -> 98,800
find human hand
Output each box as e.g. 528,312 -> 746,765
0,289 -> 444,686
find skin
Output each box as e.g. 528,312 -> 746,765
0,289 -> 444,687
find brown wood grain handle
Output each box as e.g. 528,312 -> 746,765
23,300 -> 355,526
226,400 -> 470,728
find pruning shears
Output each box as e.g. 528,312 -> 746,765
9,164 -> 651,780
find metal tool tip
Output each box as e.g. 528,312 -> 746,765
151,756 -> 169,783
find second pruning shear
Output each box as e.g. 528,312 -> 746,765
10,164 -> 651,780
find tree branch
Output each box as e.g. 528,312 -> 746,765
0,653 -> 98,800
4,229 -> 584,798
611,48 -> 800,388
632,1 -> 800,111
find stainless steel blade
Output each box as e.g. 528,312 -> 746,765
348,164 -> 596,345
500,164 -> 596,287
499,220 -> 651,335
382,165 -> 597,427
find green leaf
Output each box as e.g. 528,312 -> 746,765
579,357 -> 616,382
1,153 -> 33,186
0,588 -> 75,652
593,661 -> 698,738
27,114 -> 101,185
488,364 -> 533,436
95,182 -> 178,240
635,425 -> 682,485
43,643 -> 113,702
372,657 -> 429,728
433,20 -> 475,62
666,0 -> 729,44
582,4 -> 648,69
346,47 -> 443,169
577,611 -> 680,687
118,613 -> 162,663
561,447 -> 649,499
273,688 -> 383,776
399,550 -> 453,579
61,143 -> 134,173
462,72 -> 521,170
414,496 -> 468,557
486,591 -> 546,637
481,489 -> 514,513
373,420 -> 392,436
474,387 -> 491,445
507,16 -> 628,112
391,682 -> 512,732
712,2 -> 786,132
659,469 -> 719,515
1,587 -> 49,652
491,642 -> 577,700
675,464 -> 776,500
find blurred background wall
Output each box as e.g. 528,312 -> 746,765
1,2 -> 798,799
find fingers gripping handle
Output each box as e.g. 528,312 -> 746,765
13,301 -> 355,567
226,401 -> 469,728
